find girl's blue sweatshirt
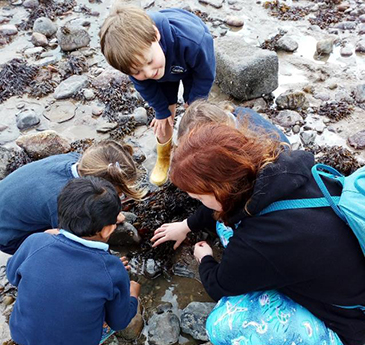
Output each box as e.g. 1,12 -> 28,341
130,8 -> 216,119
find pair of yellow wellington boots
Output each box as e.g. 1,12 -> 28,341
149,137 -> 172,187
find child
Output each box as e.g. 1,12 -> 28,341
169,124 -> 365,345
99,5 -> 215,186
7,177 -> 141,345
0,140 -> 144,255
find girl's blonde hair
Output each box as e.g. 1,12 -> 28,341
177,100 -> 236,140
78,140 -> 144,200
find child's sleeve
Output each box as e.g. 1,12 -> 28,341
186,32 -> 216,104
130,78 -> 172,120
187,205 -> 216,233
104,259 -> 138,330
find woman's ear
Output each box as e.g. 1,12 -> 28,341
153,25 -> 161,42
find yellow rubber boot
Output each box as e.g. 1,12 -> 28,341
149,137 -> 172,186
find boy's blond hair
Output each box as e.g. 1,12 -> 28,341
99,4 -> 157,74
177,100 -> 236,140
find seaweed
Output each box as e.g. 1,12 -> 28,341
263,0 -> 310,21
260,29 -> 287,51
5,148 -> 32,175
70,138 -> 96,153
0,59 -> 39,103
58,54 -> 88,80
109,120 -> 137,141
308,8 -> 344,29
316,101 -> 353,122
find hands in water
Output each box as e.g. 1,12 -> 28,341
151,219 -> 191,250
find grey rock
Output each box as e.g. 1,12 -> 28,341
348,130 -> 365,149
24,47 -> 44,58
148,310 -> 180,345
57,26 -> 91,51
0,147 -> 11,180
116,308 -> 144,340
360,14 -> 365,23
54,75 -> 89,99
0,16 -> 10,25
356,39 -> 365,53
141,0 -> 154,8
275,36 -> 299,52
133,107 -> 148,125
181,302 -> 216,341
359,24 -> 365,35
109,221 -> 140,246
335,89 -> 353,102
313,92 -> 330,101
0,24 -> 18,36
274,110 -> 303,127
199,0 -> 224,8
96,122 -> 118,133
33,17 -> 57,37
335,21 -> 357,30
316,39 -> 333,55
0,124 -> 8,132
292,124 -> 301,134
83,88 -> 95,101
16,130 -> 70,159
275,90 -> 307,110
92,106 -> 103,116
23,0 -> 39,8
340,45 -> 353,56
34,56 -> 60,67
16,109 -> 40,130
91,68 -> 129,88
300,130 -> 316,146
31,32 -> 48,47
354,84 -> 365,103
224,15 -> 244,27
43,100 -> 76,123
144,258 -> 162,279
215,36 -> 278,100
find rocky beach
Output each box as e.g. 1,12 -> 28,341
0,0 -> 364,344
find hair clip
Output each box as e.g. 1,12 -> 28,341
108,162 -> 121,169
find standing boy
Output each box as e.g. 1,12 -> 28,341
7,177 -> 140,345
100,5 -> 216,186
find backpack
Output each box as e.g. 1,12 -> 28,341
259,163 -> 365,255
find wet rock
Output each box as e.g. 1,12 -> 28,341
0,24 -> 18,36
91,68 -> 129,88
43,100 -> 76,123
33,17 -> 57,37
31,32 -> 48,47
83,88 -> 95,101
109,221 -> 140,246
148,309 -> 180,345
215,36 -> 278,100
275,90 -> 307,110
144,258 -> 162,279
292,124 -> 301,134
132,107 -> 148,125
117,301 -> 144,340
180,302 -> 216,341
335,21 -> 357,30
273,110 -> 303,127
224,15 -> 244,27
3,295 -> 15,306
57,26 -> 91,52
23,0 -> 39,8
354,84 -> 365,103
0,147 -> 11,180
16,130 -> 71,159
355,39 -> 365,53
24,47 -> 44,58
275,36 -> 298,52
54,75 -> 89,99
16,109 -> 40,130
92,106 -> 103,116
337,2 -> 350,12
360,14 -> 365,23
348,130 -> 365,149
96,122 -> 118,133
199,0 -> 224,8
340,45 -> 353,56
316,39 -> 334,55
359,24 -> 365,35
0,16 -> 10,25
34,56 -> 60,67
141,0 -> 154,8
313,92 -> 330,101
335,90 -> 353,102
300,130 -> 316,146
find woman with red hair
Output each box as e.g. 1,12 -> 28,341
160,124 -> 365,345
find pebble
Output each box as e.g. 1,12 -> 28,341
0,24 -> 18,36
33,17 -> 57,37
340,45 -> 353,57
92,106 -> 103,116
31,32 -> 48,47
359,24 -> 365,35
355,39 -> 365,53
24,47 -> 44,58
23,0 -> 39,8
3,296 -> 15,306
225,15 -> 244,27
83,89 -> 95,101
316,39 -> 333,55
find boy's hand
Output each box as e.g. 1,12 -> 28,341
194,241 -> 213,263
44,228 -> 60,235
151,219 -> 191,250
130,281 -> 141,298
120,256 -> 131,271
150,116 -> 174,139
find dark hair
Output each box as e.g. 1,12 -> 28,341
57,177 -> 121,237
170,124 -> 283,223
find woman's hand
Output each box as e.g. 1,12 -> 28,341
151,219 -> 191,250
194,241 -> 213,263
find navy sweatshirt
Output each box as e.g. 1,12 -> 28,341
188,151 -> 365,345
130,8 -> 215,119
7,233 -> 138,345
0,153 -> 79,249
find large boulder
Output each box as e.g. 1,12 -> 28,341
215,36 -> 278,100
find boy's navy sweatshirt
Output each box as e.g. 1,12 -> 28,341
130,8 -> 215,119
187,151 -> 365,345
0,153 -> 79,248
7,233 -> 138,345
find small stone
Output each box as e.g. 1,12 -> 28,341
348,130 -> 365,149
224,15 -> 244,27
23,0 -> 39,8
300,130 -> 316,146
132,107 -> 148,125
316,39 -> 333,55
313,92 -> 330,101
275,90 -> 308,110
292,124 -> 301,134
274,110 -> 303,128
335,21 -> 357,30
198,0 -> 224,8
96,122 -> 118,133
24,47 -> 44,58
0,24 -> 18,36
33,17 -> 57,37
3,296 -> 15,306
141,0 -> 154,8
31,32 -> 48,47
340,45 -> 353,57
0,124 -> 8,132
359,24 -> 365,35
355,39 -> 365,53
328,83 -> 338,90
337,2 -> 350,11
354,84 -> 365,103
16,109 -> 40,130
83,89 -> 95,100
54,75 -> 89,99
34,56 -> 59,67
275,36 -> 299,52
92,106 -> 103,116
57,26 -> 91,52
360,14 -> 365,23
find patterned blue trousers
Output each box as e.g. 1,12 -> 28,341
205,222 -> 344,345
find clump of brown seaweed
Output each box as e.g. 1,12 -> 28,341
0,59 -> 39,103
5,148 -> 32,175
308,8 -> 344,29
316,101 -> 353,122
58,54 -> 88,80
109,120 -> 138,142
306,145 -> 362,176
70,138 -> 96,153
260,29 -> 287,51
263,0 -> 310,21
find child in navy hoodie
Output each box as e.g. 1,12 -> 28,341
7,177 -> 140,345
100,5 -> 215,186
